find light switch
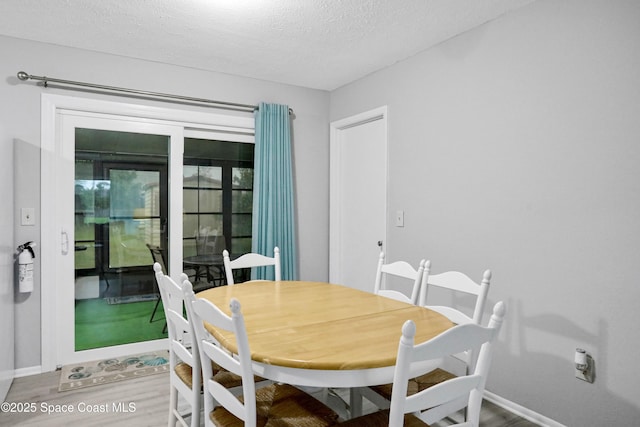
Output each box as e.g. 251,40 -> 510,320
21,208 -> 35,226
395,210 -> 404,227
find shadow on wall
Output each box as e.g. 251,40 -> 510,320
503,299 -> 640,425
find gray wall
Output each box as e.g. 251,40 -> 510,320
0,130 -> 14,399
0,35 -> 330,370
330,0 -> 640,425
4,0 -> 640,423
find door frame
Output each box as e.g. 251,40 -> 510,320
329,106 -> 388,286
41,94 -> 254,371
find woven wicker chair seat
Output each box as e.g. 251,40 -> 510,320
209,383 -> 339,427
369,367 -> 456,400
176,361 -> 264,390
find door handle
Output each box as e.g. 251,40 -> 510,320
61,228 -> 69,255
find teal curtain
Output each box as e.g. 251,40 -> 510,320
252,102 -> 298,280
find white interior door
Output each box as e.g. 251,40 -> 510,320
330,107 -> 387,292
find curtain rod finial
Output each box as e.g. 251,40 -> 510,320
17,71 -> 30,81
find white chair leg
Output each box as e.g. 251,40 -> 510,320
169,386 -> 178,427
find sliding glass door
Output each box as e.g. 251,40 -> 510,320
41,95 -> 255,371
57,114 -> 183,364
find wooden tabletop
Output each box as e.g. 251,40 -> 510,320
196,280 -> 453,371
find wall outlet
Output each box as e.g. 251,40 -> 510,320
575,354 -> 595,383
395,210 -> 404,227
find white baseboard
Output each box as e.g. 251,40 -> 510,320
14,365 -> 43,378
484,390 -> 566,427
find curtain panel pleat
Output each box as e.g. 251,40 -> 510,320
252,103 -> 298,280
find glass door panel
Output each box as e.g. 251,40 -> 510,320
183,138 -> 254,285
74,129 -> 169,351
232,167 -> 254,253
183,139 -> 254,256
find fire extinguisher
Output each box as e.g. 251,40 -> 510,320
18,241 -> 36,293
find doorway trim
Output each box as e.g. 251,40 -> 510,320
329,106 -> 388,286
41,94 -> 254,371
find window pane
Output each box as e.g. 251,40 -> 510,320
232,214 -> 252,236
199,166 -> 222,189
199,214 -> 223,234
110,170 -> 160,218
76,160 -> 94,180
199,189 -> 223,212
183,239 -> 197,258
109,218 -> 160,268
75,216 -> 94,241
75,178 -> 107,221
183,214 -> 198,239
232,238 -> 252,254
233,167 -> 253,189
141,218 -> 163,254
74,244 -> 96,270
183,189 -> 199,212
183,165 -> 198,187
184,139 -> 254,162
233,190 -> 253,213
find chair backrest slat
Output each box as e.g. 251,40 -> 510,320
373,252 -> 425,304
419,268 -> 491,325
223,247 -> 281,285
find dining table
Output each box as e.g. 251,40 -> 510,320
195,280 -> 453,414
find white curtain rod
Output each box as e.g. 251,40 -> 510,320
16,71 -> 261,113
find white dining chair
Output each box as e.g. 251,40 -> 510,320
343,252 -> 427,412
155,266 -> 256,427
222,247 -> 281,285
344,301 -> 506,427
153,264 -> 203,427
418,268 -> 491,324
373,252 -> 426,304
363,265 -> 493,422
182,281 -> 339,427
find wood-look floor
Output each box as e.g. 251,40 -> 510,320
1,370 -> 540,426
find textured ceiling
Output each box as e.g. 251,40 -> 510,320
0,0 -> 534,91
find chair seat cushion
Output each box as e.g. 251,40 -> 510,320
338,409 -> 429,427
370,367 -> 457,400
175,361 -> 246,390
210,383 -> 339,427
174,362 -> 195,388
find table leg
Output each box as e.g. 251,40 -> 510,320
349,388 -> 363,418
